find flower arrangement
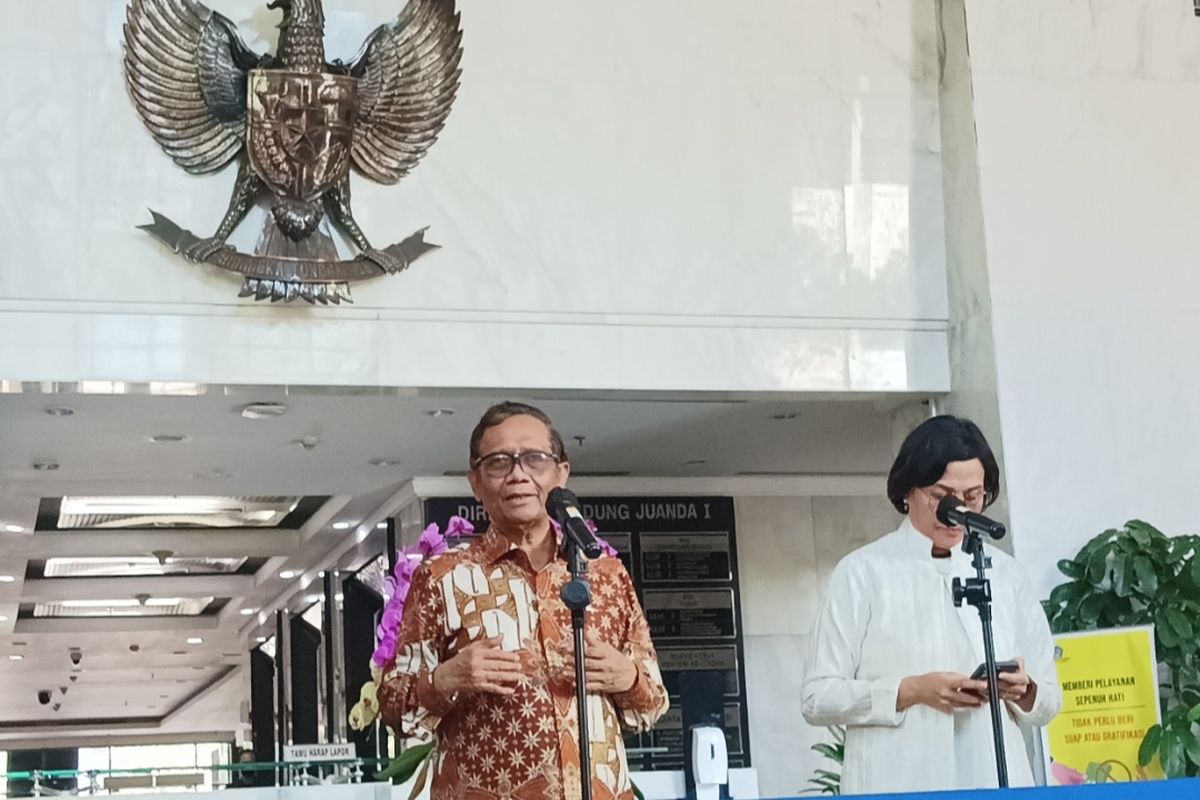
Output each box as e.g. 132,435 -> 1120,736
350,515 -> 476,731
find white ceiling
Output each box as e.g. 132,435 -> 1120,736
0,383 -> 915,746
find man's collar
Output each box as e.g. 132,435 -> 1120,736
473,525 -> 566,566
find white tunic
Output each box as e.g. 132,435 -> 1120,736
801,520 -> 1062,795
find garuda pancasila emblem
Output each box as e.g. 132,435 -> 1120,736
123,0 -> 462,304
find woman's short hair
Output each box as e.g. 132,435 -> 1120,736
469,401 -> 567,462
886,415 -> 1000,513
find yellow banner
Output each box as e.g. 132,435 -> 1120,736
1045,626 -> 1163,784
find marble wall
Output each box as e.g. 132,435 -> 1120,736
0,0 -> 950,394
958,0 -> 1200,596
736,494 -> 898,799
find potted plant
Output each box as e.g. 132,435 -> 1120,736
1043,520 -> 1200,778
802,726 -> 844,795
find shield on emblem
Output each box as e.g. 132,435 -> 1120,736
247,70 -> 357,202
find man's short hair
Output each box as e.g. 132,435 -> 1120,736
469,401 -> 567,462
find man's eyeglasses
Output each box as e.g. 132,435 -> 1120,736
471,450 -> 562,479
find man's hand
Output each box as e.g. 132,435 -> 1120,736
432,636 -> 525,697
897,672 -> 989,713
584,630 -> 638,694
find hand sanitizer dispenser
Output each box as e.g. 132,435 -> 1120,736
690,724 -> 728,800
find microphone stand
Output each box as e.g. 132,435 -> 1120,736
952,526 -> 1009,788
560,536 -> 593,800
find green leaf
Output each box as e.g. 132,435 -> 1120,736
1180,727 -> 1200,768
1078,530 -> 1116,561
1129,523 -> 1153,548
1111,553 -> 1130,598
1079,592 -> 1106,626
1106,596 -> 1134,625
1188,703 -> 1200,723
1191,557 -> 1200,589
1057,559 -> 1085,580
1166,608 -> 1195,641
373,741 -> 434,784
812,743 -> 841,760
1162,728 -> 1186,777
1158,619 -> 1179,650
1087,548 -> 1110,585
1048,581 -> 1085,608
1128,519 -> 1165,537
1133,555 -> 1158,596
1139,724 -> 1163,767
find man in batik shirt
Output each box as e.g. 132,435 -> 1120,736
378,401 -> 669,800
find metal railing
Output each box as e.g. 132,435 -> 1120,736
2,759 -> 389,797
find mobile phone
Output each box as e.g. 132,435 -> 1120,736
970,659 -> 1020,681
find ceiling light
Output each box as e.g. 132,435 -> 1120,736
256,636 -> 267,643
58,496 -> 295,527
62,599 -> 139,608
0,615 -> 8,622
240,402 -> 288,420
771,412 -> 799,420
143,597 -> 184,607
424,408 -> 454,418
279,570 -> 296,580
8,654 -> 21,661
334,593 -> 344,602
32,460 -> 60,471
149,434 -> 189,444
368,457 -> 402,467
376,522 -> 388,530
4,524 -> 23,533
332,522 -> 351,531
239,607 -> 255,616
305,594 -> 322,604
186,637 -> 204,645
43,406 -> 74,417
148,382 -> 205,396
0,575 -> 14,583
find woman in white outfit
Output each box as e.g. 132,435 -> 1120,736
801,416 -> 1061,795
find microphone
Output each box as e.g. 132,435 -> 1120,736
936,495 -> 1006,540
546,488 -> 603,559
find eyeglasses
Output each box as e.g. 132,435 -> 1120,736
471,450 -> 562,479
921,485 -> 986,510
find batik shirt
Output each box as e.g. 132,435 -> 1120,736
378,528 -> 669,800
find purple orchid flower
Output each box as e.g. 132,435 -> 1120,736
369,517 -> 476,668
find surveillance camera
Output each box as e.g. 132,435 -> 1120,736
37,689 -> 51,705
69,649 -> 82,666
52,702 -> 61,712
129,644 -> 140,653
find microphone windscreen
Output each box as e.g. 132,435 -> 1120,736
935,495 -> 962,526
